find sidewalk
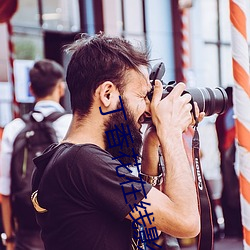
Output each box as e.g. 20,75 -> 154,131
181,237 -> 243,250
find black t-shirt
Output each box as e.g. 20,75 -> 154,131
33,143 -> 152,250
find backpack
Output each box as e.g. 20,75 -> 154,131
10,110 -> 64,230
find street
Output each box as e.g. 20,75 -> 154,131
182,237 -> 243,250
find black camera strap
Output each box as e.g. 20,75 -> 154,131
192,117 -> 214,250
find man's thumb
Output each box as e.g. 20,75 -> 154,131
151,80 -> 163,106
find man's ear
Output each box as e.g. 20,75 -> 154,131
98,81 -> 118,107
29,83 -> 35,97
58,81 -> 66,98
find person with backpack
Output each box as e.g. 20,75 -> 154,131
0,59 -> 72,250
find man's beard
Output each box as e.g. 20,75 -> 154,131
103,98 -> 143,166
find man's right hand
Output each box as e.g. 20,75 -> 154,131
128,82 -> 201,238
150,80 -> 193,140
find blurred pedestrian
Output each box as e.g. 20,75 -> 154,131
0,59 -> 72,250
215,86 -> 242,238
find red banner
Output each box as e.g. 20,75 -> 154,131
0,0 -> 18,23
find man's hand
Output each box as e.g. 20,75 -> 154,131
150,80 -> 193,139
6,242 -> 15,250
134,80 -> 201,238
192,102 -> 205,126
1,195 -> 15,250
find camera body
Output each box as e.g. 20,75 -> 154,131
147,62 -> 228,116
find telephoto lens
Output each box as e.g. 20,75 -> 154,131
148,62 -> 228,116
187,87 -> 228,116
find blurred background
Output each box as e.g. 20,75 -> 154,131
0,0 -> 250,249
1,0 -> 250,122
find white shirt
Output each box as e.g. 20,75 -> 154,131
199,115 -> 222,200
0,100 -> 72,195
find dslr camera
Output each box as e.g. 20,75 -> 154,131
147,62 -> 228,116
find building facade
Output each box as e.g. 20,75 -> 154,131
0,0 -> 250,124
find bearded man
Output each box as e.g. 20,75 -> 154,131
31,33 -> 201,250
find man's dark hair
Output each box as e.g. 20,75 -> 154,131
65,32 -> 150,117
29,59 -> 64,98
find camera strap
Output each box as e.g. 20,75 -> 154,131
192,121 -> 214,250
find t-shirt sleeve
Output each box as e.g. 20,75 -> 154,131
0,119 -> 25,195
74,145 -> 152,220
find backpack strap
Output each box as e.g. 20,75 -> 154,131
43,111 -> 66,123
21,110 -> 66,143
21,110 -> 66,123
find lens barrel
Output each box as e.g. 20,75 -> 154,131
187,87 -> 228,116
158,85 -> 228,116
148,62 -> 228,117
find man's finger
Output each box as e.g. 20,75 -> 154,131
193,102 -> 205,123
167,82 -> 186,99
151,80 -> 163,107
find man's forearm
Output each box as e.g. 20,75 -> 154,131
160,132 -> 198,212
142,130 -> 197,208
1,195 -> 14,237
141,128 -> 159,176
141,142 -> 163,192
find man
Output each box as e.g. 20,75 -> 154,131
32,33 -> 201,250
0,59 -> 72,250
216,87 -> 242,238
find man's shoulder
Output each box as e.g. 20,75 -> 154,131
53,113 -> 72,122
69,144 -> 117,167
42,143 -> 108,161
51,113 -> 72,128
74,144 -> 111,158
47,113 -> 72,140
34,144 -> 110,180
4,117 -> 25,128
2,118 -> 26,140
